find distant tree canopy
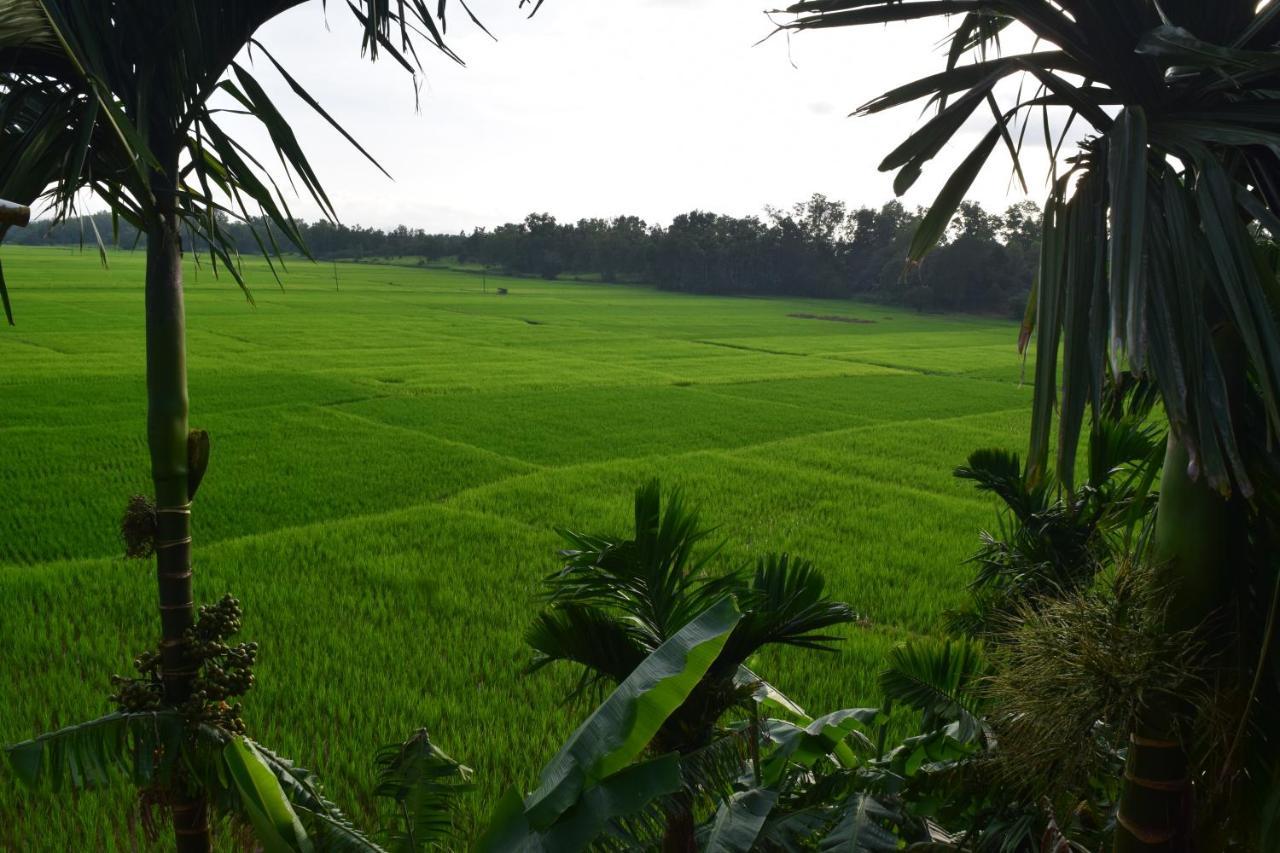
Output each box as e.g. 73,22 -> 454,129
14,193 -> 1041,316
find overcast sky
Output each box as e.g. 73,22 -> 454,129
230,0 -> 1051,232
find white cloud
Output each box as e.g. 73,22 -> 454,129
228,0 -> 1063,232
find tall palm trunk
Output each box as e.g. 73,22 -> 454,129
1115,437 -> 1230,852
145,153 -> 209,853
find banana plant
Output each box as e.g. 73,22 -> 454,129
694,637 -> 994,852
0,2 -> 542,850
478,597 -> 742,852
526,481 -> 859,848
780,4 -> 1280,847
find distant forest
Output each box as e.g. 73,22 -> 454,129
12,194 -> 1042,316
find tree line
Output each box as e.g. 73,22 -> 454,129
14,194 -> 1041,316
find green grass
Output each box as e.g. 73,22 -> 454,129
0,245 -> 1033,849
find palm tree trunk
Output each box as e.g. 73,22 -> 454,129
1115,437 -> 1229,852
145,160 -> 209,853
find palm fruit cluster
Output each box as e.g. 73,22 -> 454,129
110,594 -> 257,735
110,648 -> 164,712
179,594 -> 258,733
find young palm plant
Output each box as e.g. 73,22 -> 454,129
526,480 -> 859,850
781,3 -> 1280,848
0,3 -> 534,851
951,411 -> 1164,638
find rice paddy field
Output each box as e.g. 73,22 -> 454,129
0,244 -> 1034,849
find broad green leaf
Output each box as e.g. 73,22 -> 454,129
819,794 -> 902,852
475,788 -> 538,853
760,708 -> 881,786
705,787 -> 780,853
521,597 -> 740,829
737,666 -> 808,718
538,754 -> 681,852
223,737 -> 314,853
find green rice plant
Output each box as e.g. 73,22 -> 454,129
0,245 -> 1038,849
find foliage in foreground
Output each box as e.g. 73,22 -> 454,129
781,3 -> 1280,849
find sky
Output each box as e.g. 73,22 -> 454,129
229,0 -> 1055,233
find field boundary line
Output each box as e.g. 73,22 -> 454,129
0,404 -> 1027,569
0,395 -> 392,436
691,339 -> 807,357
322,405 -> 547,472
713,405 -> 1030,456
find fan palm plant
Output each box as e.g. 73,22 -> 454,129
780,2 -> 1280,849
0,2 -> 535,850
526,480 -> 859,849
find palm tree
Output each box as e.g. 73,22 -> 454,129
526,481 -> 859,850
0,3 -> 532,850
780,2 -> 1280,849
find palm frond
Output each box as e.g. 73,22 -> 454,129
374,729 -> 473,852
954,448 -> 1049,522
0,0 -> 541,320
0,0 -> 53,50
550,480 -> 737,646
679,730 -> 750,807
780,1 -> 1280,503
879,638 -> 989,742
720,553 -> 859,666
525,603 -> 649,693
4,711 -> 185,791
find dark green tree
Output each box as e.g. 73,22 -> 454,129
783,2 -> 1280,849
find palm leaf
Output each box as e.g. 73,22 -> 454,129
4,711 -> 185,790
0,0 -> 539,318
721,553 -> 859,665
781,0 -> 1280,506
549,480 -> 734,646
879,638 -> 988,742
525,602 -> 648,690
373,729 -> 473,851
